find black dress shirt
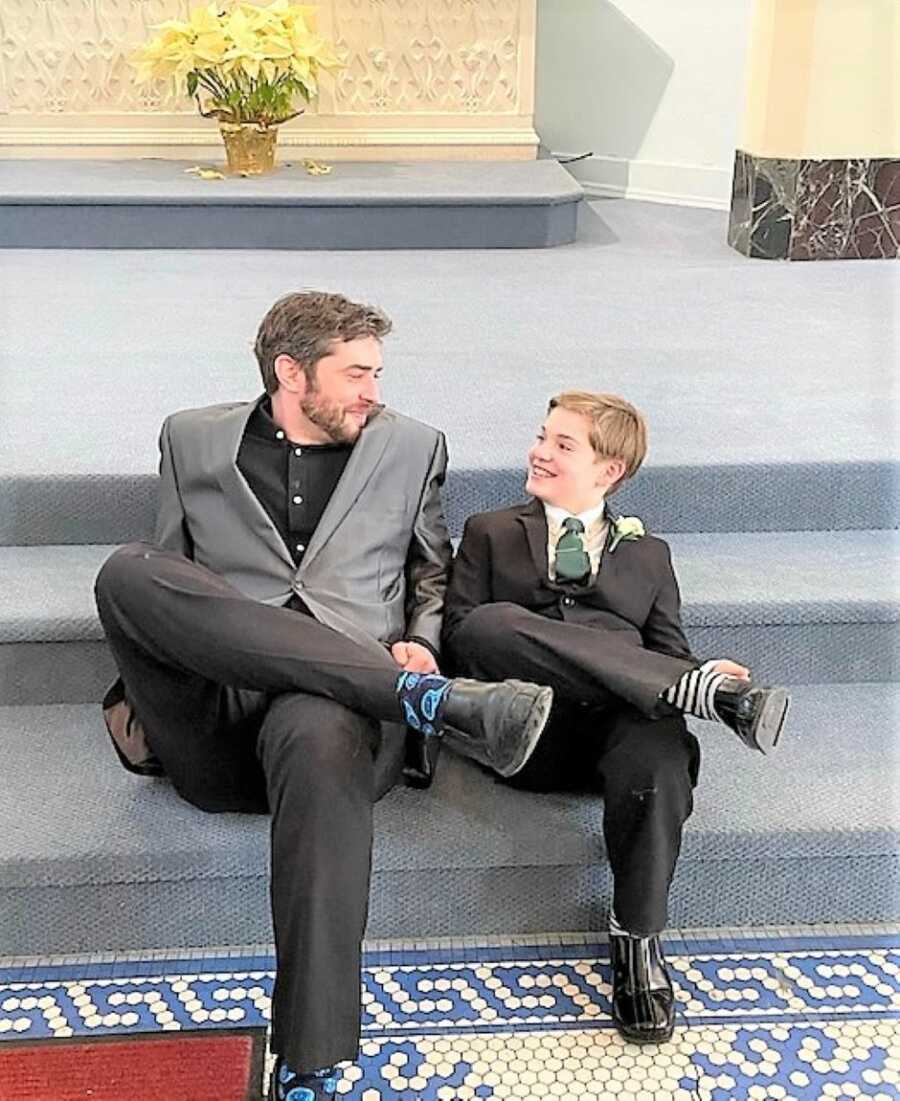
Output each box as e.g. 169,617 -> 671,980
237,396 -> 352,567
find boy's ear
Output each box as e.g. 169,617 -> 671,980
601,458 -> 627,486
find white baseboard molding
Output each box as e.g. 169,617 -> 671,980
553,152 -> 733,210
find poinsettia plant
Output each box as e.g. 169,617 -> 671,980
133,0 -> 343,127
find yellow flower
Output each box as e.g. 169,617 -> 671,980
131,0 -> 343,117
132,28 -> 196,83
188,5 -> 225,36
224,5 -> 254,50
192,32 -> 229,66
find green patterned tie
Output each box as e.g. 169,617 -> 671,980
554,516 -> 591,582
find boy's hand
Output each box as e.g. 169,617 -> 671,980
710,659 -> 751,681
391,640 -> 439,674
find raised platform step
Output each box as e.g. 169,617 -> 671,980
1,533 -> 896,705
1,684 -> 897,956
0,159 -> 582,250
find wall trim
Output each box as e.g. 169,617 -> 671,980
0,125 -> 540,148
552,151 -> 732,210
0,124 -> 540,161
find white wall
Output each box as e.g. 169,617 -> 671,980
535,0 -> 754,209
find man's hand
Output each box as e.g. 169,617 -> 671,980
391,640 -> 440,674
710,659 -> 751,681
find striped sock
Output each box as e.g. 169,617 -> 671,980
660,662 -> 726,721
608,910 -> 630,937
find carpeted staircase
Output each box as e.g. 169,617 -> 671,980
0,186 -> 897,957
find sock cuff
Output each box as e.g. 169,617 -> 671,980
609,910 -> 629,936
396,672 -> 452,736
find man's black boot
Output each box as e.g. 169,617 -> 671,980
713,677 -> 790,754
610,932 -> 675,1044
440,678 -> 553,778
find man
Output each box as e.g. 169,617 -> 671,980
443,391 -> 790,1045
93,291 -> 553,1100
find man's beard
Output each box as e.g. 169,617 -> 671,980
299,391 -> 368,443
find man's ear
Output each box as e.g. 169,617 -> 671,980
273,354 -> 306,394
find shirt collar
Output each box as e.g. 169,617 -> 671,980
544,499 -> 608,530
244,395 -> 282,442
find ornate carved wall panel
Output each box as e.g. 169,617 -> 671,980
0,0 -> 537,158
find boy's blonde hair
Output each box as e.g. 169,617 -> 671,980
548,391 -> 647,493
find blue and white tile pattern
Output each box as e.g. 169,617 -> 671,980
1,931 -> 898,1099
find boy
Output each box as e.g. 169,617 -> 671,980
443,391 -> 789,1043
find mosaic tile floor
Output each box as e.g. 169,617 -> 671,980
1,928 -> 898,1100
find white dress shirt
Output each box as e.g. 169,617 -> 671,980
544,500 -> 609,581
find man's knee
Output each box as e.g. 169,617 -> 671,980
94,542 -> 155,603
258,693 -> 377,783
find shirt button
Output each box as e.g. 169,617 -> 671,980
294,447 -> 303,457
275,430 -> 285,440
296,543 -> 305,553
292,495 -> 303,504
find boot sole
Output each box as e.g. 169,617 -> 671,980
613,1013 -> 676,1044
752,688 -> 790,754
493,685 -> 554,778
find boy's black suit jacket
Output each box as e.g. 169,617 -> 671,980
443,498 -> 697,663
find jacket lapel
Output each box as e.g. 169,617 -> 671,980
593,502 -> 623,599
298,406 -> 393,574
515,498 -> 551,584
212,398 -> 296,571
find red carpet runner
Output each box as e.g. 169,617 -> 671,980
0,1030 -> 265,1100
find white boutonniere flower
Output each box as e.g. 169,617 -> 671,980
609,515 -> 646,554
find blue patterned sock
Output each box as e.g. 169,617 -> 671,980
273,1059 -> 339,1101
395,671 -> 452,737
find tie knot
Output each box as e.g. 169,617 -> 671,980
562,516 -> 584,534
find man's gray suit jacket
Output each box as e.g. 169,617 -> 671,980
153,396 -> 453,796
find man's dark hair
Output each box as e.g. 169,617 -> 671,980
254,291 -> 393,394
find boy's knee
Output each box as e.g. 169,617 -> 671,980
457,601 -> 526,644
605,713 -> 699,789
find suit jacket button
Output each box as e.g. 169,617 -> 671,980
562,596 -> 574,607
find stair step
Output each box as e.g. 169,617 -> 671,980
1,533 -> 896,704
0,683 -> 896,955
3,218 -> 896,541
0,159 -> 582,250
4,461 -> 896,547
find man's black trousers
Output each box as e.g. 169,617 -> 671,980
447,602 -> 701,936
94,543 -> 409,1072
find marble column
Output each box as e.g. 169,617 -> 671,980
728,153 -> 900,260
730,0 -> 898,260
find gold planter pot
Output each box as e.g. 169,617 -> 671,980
219,123 -> 279,175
